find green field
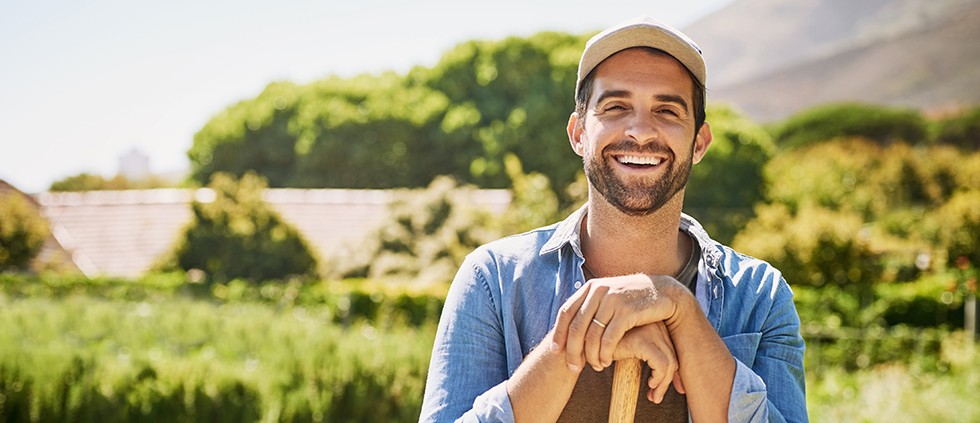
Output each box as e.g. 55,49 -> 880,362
1,277 -> 977,422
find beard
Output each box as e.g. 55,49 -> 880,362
585,138 -> 694,216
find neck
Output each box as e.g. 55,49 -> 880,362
581,189 -> 690,278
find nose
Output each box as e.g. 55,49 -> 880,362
623,111 -> 659,144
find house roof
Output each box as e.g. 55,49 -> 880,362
36,188 -> 511,278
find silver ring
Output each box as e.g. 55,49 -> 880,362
591,318 -> 608,328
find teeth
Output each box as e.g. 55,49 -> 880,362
617,155 -> 662,165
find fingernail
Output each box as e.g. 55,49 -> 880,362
592,365 -> 602,372
551,341 -> 560,352
567,363 -> 580,372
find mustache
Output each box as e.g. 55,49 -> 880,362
602,139 -> 674,157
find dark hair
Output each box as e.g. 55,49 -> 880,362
574,47 -> 706,132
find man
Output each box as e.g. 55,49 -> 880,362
420,16 -> 807,422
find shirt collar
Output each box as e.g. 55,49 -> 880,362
540,204 -> 587,257
539,203 -> 722,270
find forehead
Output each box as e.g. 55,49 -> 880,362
589,48 -> 693,103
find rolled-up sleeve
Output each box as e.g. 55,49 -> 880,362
420,251 -> 516,422
726,281 -> 808,423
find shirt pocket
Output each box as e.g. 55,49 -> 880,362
722,332 -> 762,368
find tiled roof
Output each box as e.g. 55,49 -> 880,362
36,188 -> 511,278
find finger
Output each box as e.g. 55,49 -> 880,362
597,309 -> 631,368
643,344 -> 675,404
552,281 -> 591,353
584,320 -> 605,371
673,371 -> 686,394
584,288 -> 613,370
645,347 -> 669,386
650,364 -> 671,404
656,327 -> 680,403
566,284 -> 606,370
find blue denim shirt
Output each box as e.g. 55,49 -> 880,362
421,207 -> 808,422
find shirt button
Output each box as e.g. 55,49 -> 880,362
574,281 -> 582,289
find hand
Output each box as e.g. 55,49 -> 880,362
552,274 -> 684,373
613,322 -> 687,403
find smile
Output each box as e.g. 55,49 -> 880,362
614,155 -> 663,167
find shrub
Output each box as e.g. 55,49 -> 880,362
733,204 -> 881,295
0,190 -> 48,272
765,138 -> 970,218
936,190 -> 980,270
157,172 -> 318,283
497,153 -> 560,235
329,176 -> 500,285
772,102 -> 927,150
931,106 -> 980,150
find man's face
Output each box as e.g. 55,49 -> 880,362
569,48 -> 710,216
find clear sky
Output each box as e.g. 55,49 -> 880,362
0,0 -> 733,193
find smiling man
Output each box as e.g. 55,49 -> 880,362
420,16 -> 807,423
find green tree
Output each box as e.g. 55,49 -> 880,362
159,172 -> 317,283
186,31 -> 589,204
685,104 -> 775,243
187,82 -> 303,187
772,102 -> 927,150
0,191 -> 48,272
291,74 -> 457,188
424,32 -> 588,197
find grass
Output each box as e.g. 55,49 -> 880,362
0,294 -> 434,422
807,332 -> 979,422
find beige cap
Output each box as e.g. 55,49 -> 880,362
576,16 -> 706,97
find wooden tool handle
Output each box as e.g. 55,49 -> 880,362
609,358 -> 642,423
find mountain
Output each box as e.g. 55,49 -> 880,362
683,0 -> 980,121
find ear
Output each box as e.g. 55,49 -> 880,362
692,121 -> 713,164
567,112 -> 585,157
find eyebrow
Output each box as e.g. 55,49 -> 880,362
654,94 -> 690,112
593,90 -> 690,112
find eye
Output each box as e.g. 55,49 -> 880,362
657,108 -> 679,116
603,103 -> 627,112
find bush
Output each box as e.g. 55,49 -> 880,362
497,153 -> 561,235
936,190 -> 980,270
772,102 -> 927,150
157,172 -> 318,283
759,139 -> 977,280
0,273 -> 449,328
0,190 -> 48,272
765,138 -> 970,218
732,203 -> 881,301
330,176 -> 500,285
48,173 -> 175,191
793,275 -> 966,331
931,106 -> 980,150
